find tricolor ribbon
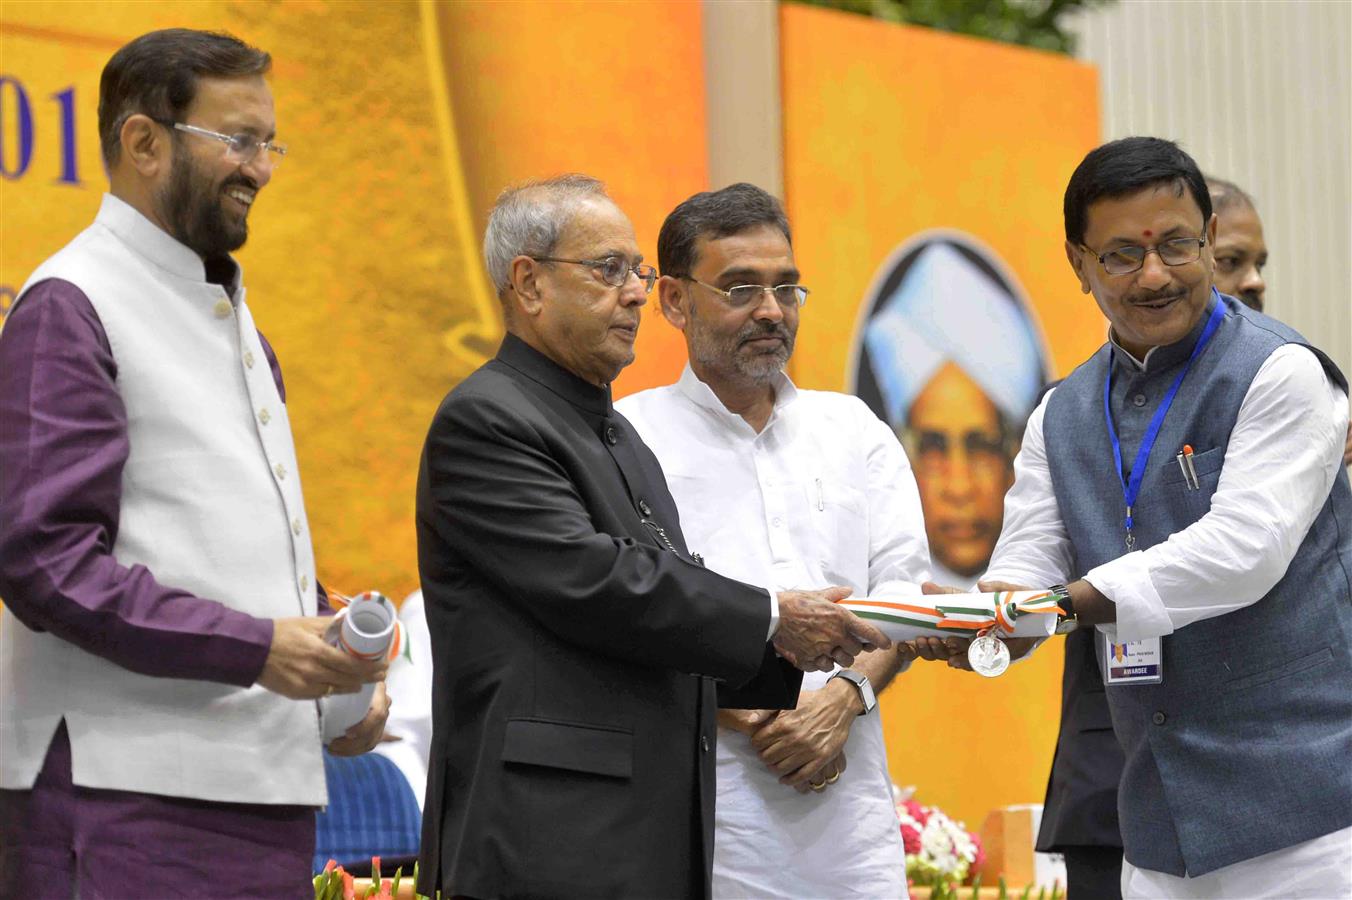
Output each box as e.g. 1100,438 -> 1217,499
841,590 -> 1063,642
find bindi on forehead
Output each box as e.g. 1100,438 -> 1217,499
1143,230 -> 1153,237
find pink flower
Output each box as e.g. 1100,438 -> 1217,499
969,832 -> 986,877
901,821 -> 922,855
904,799 -> 929,825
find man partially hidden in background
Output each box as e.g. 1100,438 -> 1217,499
1206,176 -> 1268,311
619,183 -> 925,898
0,30 -> 387,898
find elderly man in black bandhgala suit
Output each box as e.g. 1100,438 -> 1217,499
414,175 -> 888,899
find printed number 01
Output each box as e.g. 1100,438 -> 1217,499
0,77 -> 81,185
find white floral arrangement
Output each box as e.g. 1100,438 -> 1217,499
895,785 -> 984,892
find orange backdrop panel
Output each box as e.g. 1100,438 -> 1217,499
780,2 -> 1104,828
435,0 -> 709,400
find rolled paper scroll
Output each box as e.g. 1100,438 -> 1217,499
839,589 -> 1062,644
320,590 -> 402,742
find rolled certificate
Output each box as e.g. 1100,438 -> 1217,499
320,590 -> 402,743
840,589 -> 1062,643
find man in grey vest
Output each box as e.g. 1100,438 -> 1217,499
920,137 -> 1352,898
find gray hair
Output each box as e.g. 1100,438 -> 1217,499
483,174 -> 608,295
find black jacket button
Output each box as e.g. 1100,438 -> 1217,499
1152,711 -> 1166,725
605,426 -> 618,445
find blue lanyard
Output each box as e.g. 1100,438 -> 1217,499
1103,297 -> 1225,550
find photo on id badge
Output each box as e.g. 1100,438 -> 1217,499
1102,633 -> 1164,685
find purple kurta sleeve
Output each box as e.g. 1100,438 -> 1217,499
0,279 -> 275,686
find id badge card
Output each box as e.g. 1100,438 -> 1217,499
1101,632 -> 1164,685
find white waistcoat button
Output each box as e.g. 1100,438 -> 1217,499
244,351 -> 255,369
259,408 -> 271,425
274,463 -> 286,479
213,299 -> 233,318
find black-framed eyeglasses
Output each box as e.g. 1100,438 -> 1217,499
153,118 -> 287,168
531,256 -> 657,293
1081,236 -> 1206,276
683,277 -> 809,309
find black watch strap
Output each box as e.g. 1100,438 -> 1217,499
1051,583 -> 1078,634
1050,583 -> 1073,618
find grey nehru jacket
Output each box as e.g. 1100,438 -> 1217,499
1042,290 -> 1352,877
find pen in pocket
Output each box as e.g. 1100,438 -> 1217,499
1176,451 -> 1190,486
1183,444 -> 1199,489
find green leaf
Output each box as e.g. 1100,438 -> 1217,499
793,0 -> 1118,54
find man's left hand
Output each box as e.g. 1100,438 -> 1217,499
749,678 -> 858,791
328,682 -> 391,756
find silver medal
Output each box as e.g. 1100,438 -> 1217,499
968,634 -> 1011,678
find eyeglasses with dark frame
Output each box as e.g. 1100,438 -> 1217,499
531,256 -> 658,293
1081,236 -> 1206,276
153,118 -> 288,168
682,276 -> 810,309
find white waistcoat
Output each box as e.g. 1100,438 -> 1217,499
0,194 -> 325,805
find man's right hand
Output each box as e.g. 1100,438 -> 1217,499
772,586 -> 891,672
257,616 -> 388,700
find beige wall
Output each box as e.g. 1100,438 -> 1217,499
1069,0 -> 1352,377
702,0 -> 783,196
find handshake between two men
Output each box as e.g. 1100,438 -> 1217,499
771,585 -> 892,672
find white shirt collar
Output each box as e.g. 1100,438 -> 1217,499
674,363 -> 800,434
1108,330 -> 1152,371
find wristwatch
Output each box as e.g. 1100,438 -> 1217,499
828,668 -> 877,716
1051,583 -> 1078,634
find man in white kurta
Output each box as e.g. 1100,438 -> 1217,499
618,183 -> 928,898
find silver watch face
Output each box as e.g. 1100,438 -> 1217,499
968,634 -> 1011,678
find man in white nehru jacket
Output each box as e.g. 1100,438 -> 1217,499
0,29 -> 388,898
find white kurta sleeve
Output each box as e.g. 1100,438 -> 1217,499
1086,344 -> 1349,642
983,389 -> 1077,589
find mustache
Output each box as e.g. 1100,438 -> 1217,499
1123,288 -> 1185,306
223,175 -> 260,193
737,321 -> 792,343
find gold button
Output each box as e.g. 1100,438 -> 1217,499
244,351 -> 255,369
300,574 -> 309,592
292,517 -> 301,536
274,463 -> 286,479
258,408 -> 271,425
213,299 -> 232,318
